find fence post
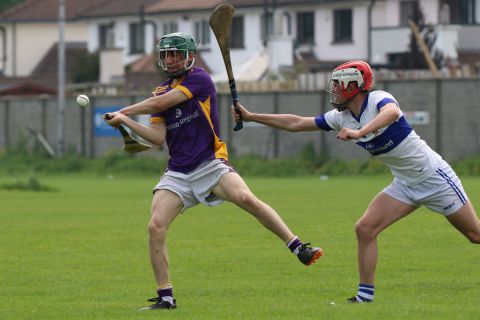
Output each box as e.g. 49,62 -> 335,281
435,79 -> 442,154
319,92 -> 328,162
4,99 -> 10,149
89,96 -> 95,158
273,92 -> 279,158
40,97 -> 48,141
80,99 -> 86,157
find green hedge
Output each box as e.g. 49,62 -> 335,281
2,146 -> 480,177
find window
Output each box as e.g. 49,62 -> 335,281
261,12 -> 273,44
297,12 -> 314,45
195,20 -> 210,46
129,23 -> 145,54
231,16 -> 244,48
444,0 -> 476,24
163,21 -> 178,35
99,23 -> 115,49
400,0 -> 420,26
333,9 -> 352,43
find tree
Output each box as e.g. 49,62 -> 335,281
71,52 -> 99,83
0,0 -> 23,12
405,4 -> 446,70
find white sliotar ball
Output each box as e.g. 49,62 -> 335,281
76,94 -> 90,107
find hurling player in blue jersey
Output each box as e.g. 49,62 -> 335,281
233,60 -> 480,303
104,32 -> 323,310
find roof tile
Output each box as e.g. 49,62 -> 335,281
146,0 -> 223,13
77,0 -> 158,18
0,0 -> 108,21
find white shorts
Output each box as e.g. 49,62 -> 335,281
383,166 -> 469,216
153,159 -> 235,212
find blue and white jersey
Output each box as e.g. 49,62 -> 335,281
315,90 -> 447,186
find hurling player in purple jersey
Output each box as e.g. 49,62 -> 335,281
104,32 -> 323,310
233,60 -> 480,303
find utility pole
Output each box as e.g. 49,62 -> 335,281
57,0 -> 66,156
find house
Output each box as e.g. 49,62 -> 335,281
0,0 -> 99,77
0,0 -> 479,95
370,0 -> 480,72
78,0 -> 479,85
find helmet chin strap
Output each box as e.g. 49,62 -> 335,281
164,57 -> 196,79
333,90 -> 361,111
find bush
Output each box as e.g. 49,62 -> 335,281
92,151 -> 167,174
0,149 -> 167,176
71,51 -> 99,83
2,144 -> 480,178
452,156 -> 480,176
0,175 -> 57,192
231,155 -> 313,177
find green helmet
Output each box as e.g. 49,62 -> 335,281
157,32 -> 197,79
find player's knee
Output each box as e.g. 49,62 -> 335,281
355,220 -> 375,240
148,219 -> 167,239
235,191 -> 259,209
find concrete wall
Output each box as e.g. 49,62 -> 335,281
1,78 -> 480,163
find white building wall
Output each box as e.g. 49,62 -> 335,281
99,49 -> 124,84
115,21 -> 127,53
178,17 -> 193,36
241,11 -> 264,55
371,27 -> 410,64
352,6 -> 369,59
202,9 -> 265,75
434,25 -> 460,59
383,0 -> 439,26
420,0 -> 439,24
476,0 -> 480,22
87,22 -> 99,53
384,0 -> 400,26
144,22 -> 156,53
370,0 -> 451,65
314,6 -> 368,61
315,8 -> 333,58
87,17 -> 158,66
2,22 -> 87,77
80,0 -> 475,82
371,1 -> 387,27
1,24 -> 13,75
115,20 -> 145,65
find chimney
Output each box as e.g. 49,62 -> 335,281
99,49 -> 125,84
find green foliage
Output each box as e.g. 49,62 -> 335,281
92,150 -> 167,174
0,0 -> 22,11
0,175 -> 57,192
0,148 -> 167,176
452,156 -> 480,176
3,142 -> 480,178
71,51 -> 99,83
231,155 -> 313,177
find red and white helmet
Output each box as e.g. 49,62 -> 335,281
327,60 -> 374,111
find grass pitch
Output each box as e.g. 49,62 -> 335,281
1,174 -> 479,319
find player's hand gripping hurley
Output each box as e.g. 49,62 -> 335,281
103,113 -> 152,153
209,4 -> 243,131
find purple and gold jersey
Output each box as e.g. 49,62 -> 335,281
150,68 -> 228,174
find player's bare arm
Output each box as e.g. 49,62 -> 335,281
105,112 -> 166,146
336,103 -> 400,141
119,89 -> 189,116
233,103 -> 318,132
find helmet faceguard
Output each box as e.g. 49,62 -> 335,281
326,60 -> 373,111
157,32 -> 197,79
